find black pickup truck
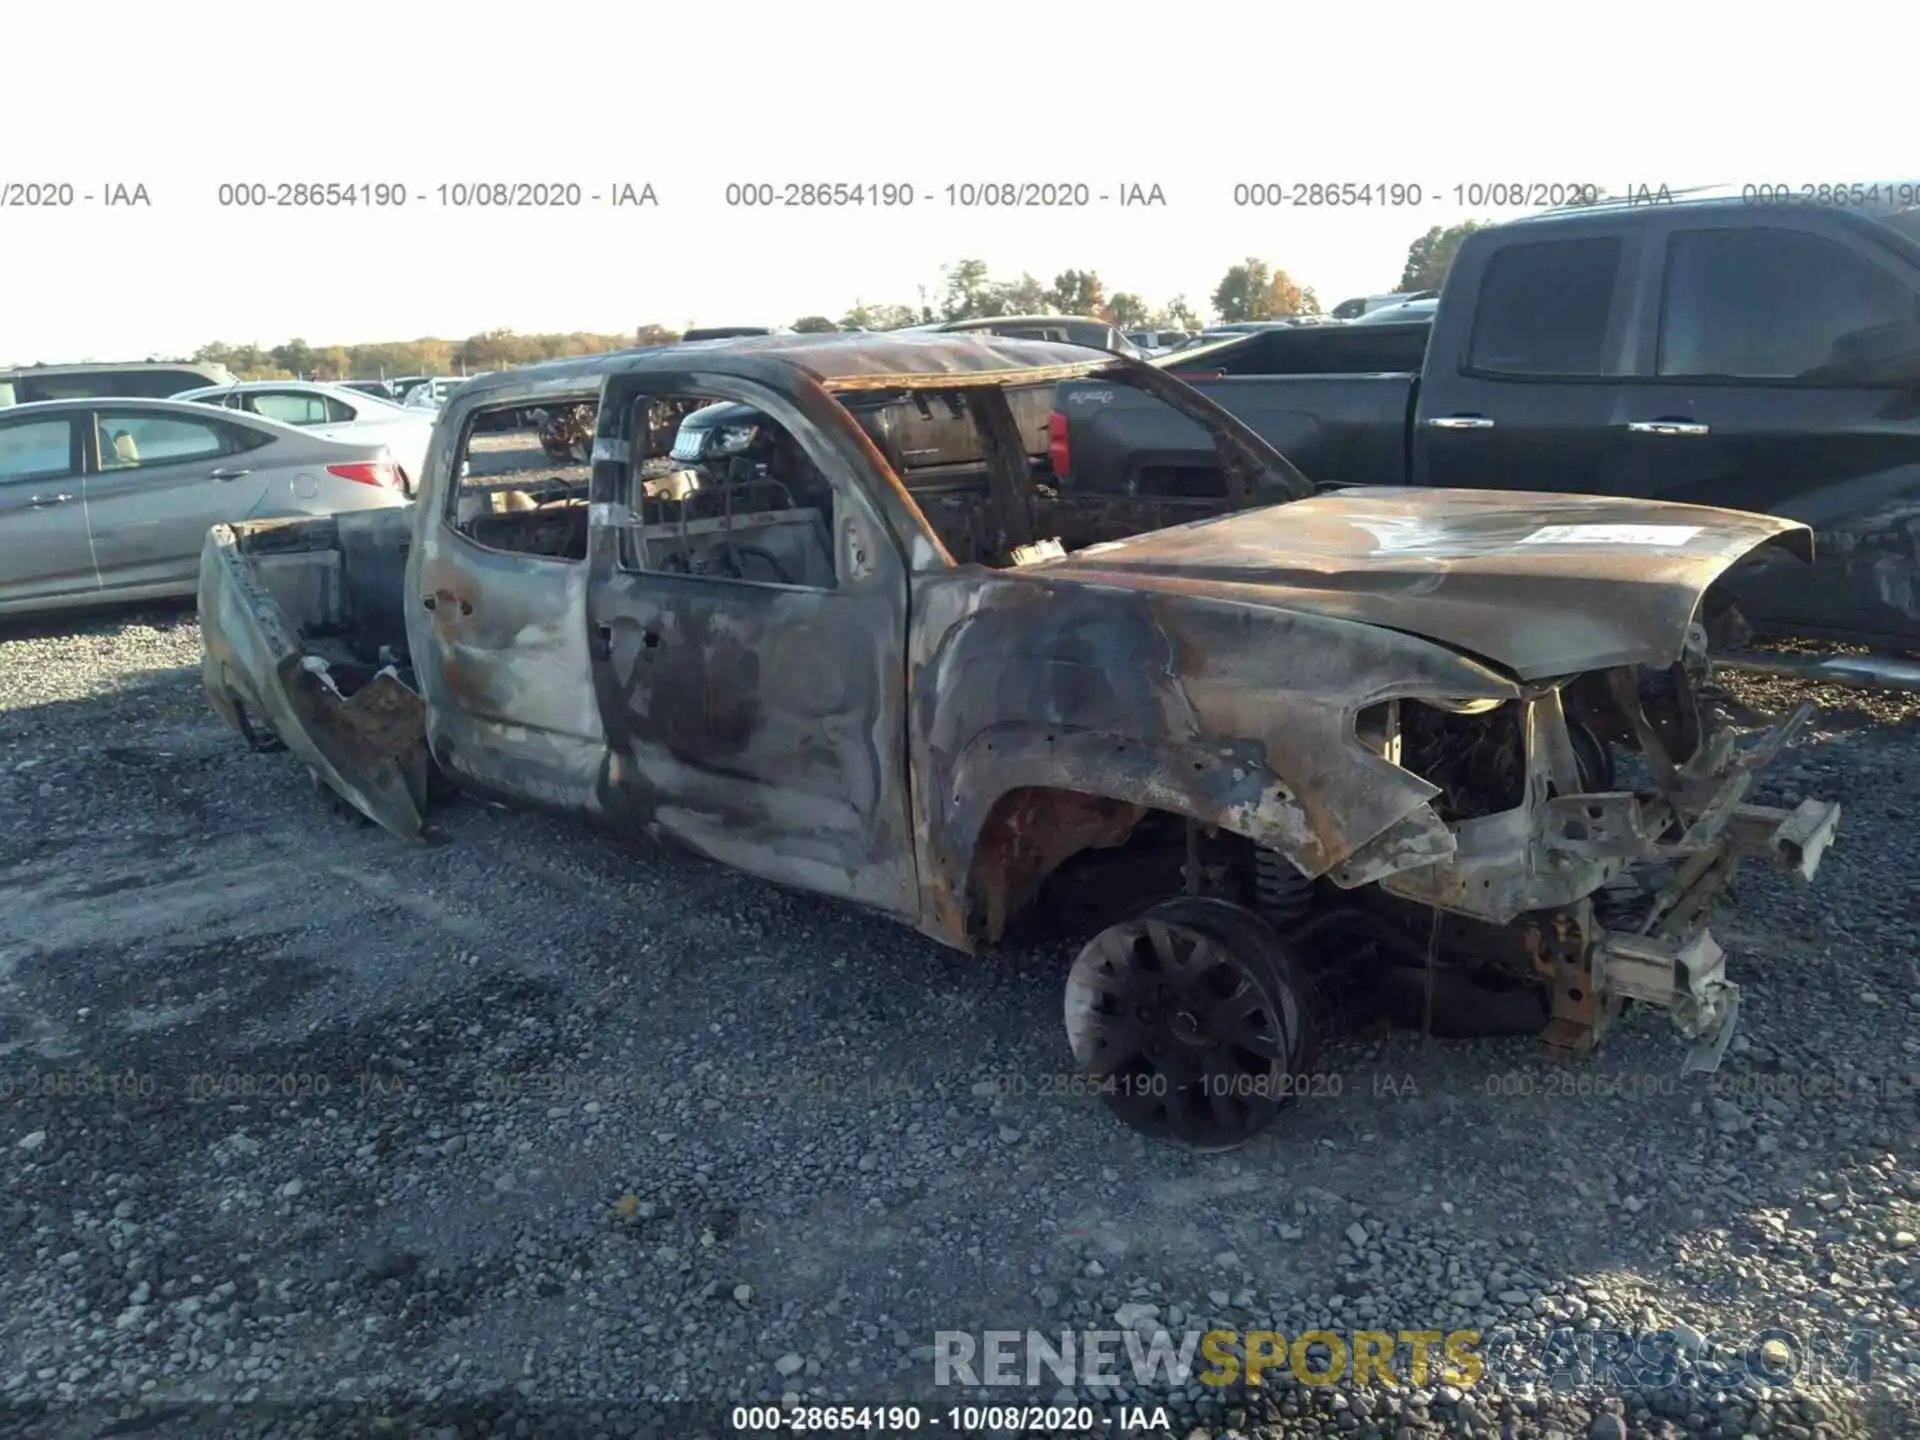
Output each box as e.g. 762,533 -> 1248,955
1053,193 -> 1920,652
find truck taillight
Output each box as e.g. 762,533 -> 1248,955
1047,410 -> 1071,480
326,462 -> 398,489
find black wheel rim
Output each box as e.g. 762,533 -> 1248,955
1066,915 -> 1303,1151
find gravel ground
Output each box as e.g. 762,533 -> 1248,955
0,605 -> 1916,1440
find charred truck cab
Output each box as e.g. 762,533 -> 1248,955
199,332 -> 1841,1152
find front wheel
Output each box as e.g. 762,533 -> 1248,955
1064,896 -> 1318,1152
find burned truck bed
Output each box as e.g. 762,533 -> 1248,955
199,505 -> 436,837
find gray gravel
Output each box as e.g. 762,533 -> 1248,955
1,607 -> 1916,1440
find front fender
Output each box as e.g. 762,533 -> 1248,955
944,723 -> 1325,869
933,719 -> 1459,945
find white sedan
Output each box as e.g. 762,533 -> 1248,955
172,380 -> 435,496
401,375 -> 484,413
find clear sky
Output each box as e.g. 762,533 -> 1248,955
5,0 -> 1907,363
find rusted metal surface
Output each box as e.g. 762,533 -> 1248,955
456,331 -> 1115,399
200,330 -> 1844,1079
904,568 -> 1525,942
197,517 -> 429,840
1025,488 -> 1814,681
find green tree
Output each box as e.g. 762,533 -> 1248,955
1399,221 -> 1484,291
1154,296 -> 1202,332
1265,269 -> 1312,318
941,259 -> 996,319
1106,292 -> 1151,329
840,302 -> 918,331
270,338 -> 315,378
635,323 -> 680,346
1046,269 -> 1105,317
791,315 -> 839,332
1211,258 -> 1273,322
993,273 -> 1048,315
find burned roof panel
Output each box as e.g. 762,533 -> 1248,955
454,331 -> 1118,404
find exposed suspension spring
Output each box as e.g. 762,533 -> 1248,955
1253,846 -> 1316,931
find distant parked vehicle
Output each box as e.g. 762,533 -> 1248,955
0,361 -> 237,408
0,397 -> 406,616
928,315 -> 1144,358
1329,290 -> 1439,320
388,375 -> 434,403
401,376 -> 474,412
172,380 -> 434,495
1350,295 -> 1439,324
1123,329 -> 1193,355
681,327 -> 779,342
338,379 -> 400,401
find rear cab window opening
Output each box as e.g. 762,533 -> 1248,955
620,392 -> 842,592
448,395 -> 599,562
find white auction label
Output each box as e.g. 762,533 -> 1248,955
1518,524 -> 1702,547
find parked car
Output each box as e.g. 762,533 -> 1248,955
0,360 -> 237,408
338,379 -> 400,401
1351,295 -> 1439,324
401,376 -> 475,412
197,331 -> 1836,1151
1123,329 -> 1194,355
172,379 -> 434,495
0,397 -> 405,616
1330,290 -> 1439,320
387,375 -> 434,403
1051,192 -> 1920,656
929,315 -> 1145,358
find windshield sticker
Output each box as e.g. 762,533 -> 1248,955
1519,524 -> 1702,547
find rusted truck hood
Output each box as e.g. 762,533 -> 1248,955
1033,488 -> 1813,679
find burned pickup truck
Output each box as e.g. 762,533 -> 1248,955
198,332 -> 1841,1152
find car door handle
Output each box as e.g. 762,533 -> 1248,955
1625,420 -> 1710,436
28,492 -> 75,507
210,467 -> 252,481
1426,415 -> 1495,430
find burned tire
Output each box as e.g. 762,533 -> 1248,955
1064,896 -> 1318,1152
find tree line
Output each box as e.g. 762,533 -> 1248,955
184,221 -> 1499,380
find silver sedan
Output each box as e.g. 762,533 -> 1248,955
170,380 -> 436,496
0,397 -> 407,617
